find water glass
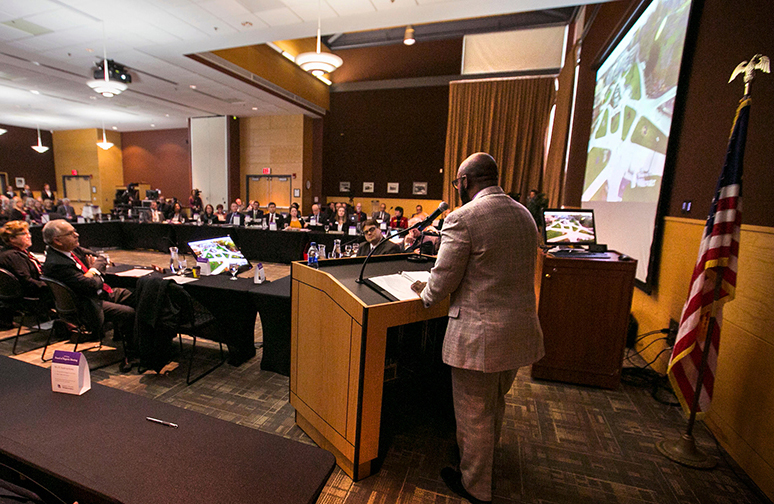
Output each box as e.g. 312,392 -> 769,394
318,244 -> 326,259
352,243 -> 359,256
324,224 -> 330,233
344,244 -> 353,257
229,263 -> 240,280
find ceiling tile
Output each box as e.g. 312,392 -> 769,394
23,7 -> 97,31
283,2 -> 337,23
199,0 -> 251,18
235,0 -> 286,14
0,22 -> 32,41
220,13 -> 269,31
325,0 -> 376,17
0,0 -> 60,19
255,7 -> 302,26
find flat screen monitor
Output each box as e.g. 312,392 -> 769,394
543,209 -> 597,245
187,236 -> 250,275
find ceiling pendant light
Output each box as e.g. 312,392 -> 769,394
403,25 -> 416,46
31,125 -> 49,153
87,23 -> 127,98
294,0 -> 343,77
96,121 -> 113,150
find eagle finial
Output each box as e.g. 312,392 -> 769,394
729,54 -> 770,96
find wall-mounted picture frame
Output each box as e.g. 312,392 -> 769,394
363,182 -> 374,193
412,182 -> 428,196
339,181 -> 351,193
387,182 -> 399,194
15,177 -> 25,188
293,188 -> 300,197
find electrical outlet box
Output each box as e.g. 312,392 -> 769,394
667,318 -> 679,346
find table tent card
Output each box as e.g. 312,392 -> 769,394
51,350 -> 91,395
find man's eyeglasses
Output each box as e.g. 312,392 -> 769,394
57,230 -> 77,238
364,227 -> 378,234
452,174 -> 466,189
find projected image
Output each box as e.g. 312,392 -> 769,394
583,0 -> 691,203
544,211 -> 596,244
188,236 -> 249,275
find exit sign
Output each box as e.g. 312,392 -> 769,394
262,167 -> 271,175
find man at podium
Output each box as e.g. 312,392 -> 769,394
412,152 -> 544,504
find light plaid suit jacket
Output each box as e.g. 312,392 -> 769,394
420,186 -> 544,372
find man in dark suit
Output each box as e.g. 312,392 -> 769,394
225,202 -> 244,226
372,203 -> 389,223
307,204 -> 326,226
41,184 -> 55,202
352,203 -> 367,224
356,219 -> 401,256
57,198 -> 76,221
21,185 -> 34,199
245,200 -> 264,225
412,153 -> 544,504
265,202 -> 284,229
41,220 -> 137,372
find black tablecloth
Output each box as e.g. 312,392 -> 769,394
0,356 -> 334,504
106,266 -> 291,374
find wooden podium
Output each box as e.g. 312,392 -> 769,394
531,250 -> 637,389
290,254 -> 448,481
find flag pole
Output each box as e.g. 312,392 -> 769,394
656,270 -> 723,469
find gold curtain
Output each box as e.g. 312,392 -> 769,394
443,77 -> 556,207
543,43 -> 579,209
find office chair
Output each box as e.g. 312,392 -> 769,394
167,285 -> 223,385
0,268 -> 48,355
40,276 -> 123,369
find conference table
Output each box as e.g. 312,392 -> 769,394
0,356 -> 335,504
106,266 -> 291,375
29,220 -> 358,264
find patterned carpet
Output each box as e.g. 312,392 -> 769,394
1,250 -> 769,504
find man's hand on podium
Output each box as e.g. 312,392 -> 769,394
410,281 -> 426,295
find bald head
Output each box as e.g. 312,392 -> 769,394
459,153 -> 499,183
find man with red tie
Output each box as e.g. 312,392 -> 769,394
42,220 -> 136,371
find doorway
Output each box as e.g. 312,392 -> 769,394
246,175 -> 292,210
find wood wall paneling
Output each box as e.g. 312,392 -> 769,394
0,124 -> 56,194
52,129 -> 100,214
324,86 -> 448,200
631,218 -> 774,500
121,128 -> 190,202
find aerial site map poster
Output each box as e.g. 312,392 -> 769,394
582,0 -> 692,282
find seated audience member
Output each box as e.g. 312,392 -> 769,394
411,204 -> 428,220
9,198 -> 27,221
168,202 -> 187,224
225,203 -> 244,226
324,202 -> 336,222
307,204 -> 326,226
41,220 -> 137,372
235,198 -> 246,212
372,203 -> 389,223
284,207 -> 305,229
402,217 -> 437,255
245,200 -> 264,224
265,202 -> 284,229
357,219 -> 400,256
5,187 -> 15,198
27,199 -> 44,224
0,221 -> 48,299
201,204 -> 219,225
352,203 -> 367,224
21,185 -> 34,199
57,198 -> 76,221
41,184 -> 55,202
148,200 -> 164,223
329,206 -> 350,233
188,189 -> 203,215
389,206 -> 408,229
214,204 -> 227,222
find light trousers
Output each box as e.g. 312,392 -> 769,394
451,366 -> 518,502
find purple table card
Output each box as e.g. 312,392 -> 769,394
51,350 -> 91,395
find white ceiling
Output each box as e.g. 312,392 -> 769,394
0,0 -> 592,132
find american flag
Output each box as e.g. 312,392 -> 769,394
667,97 -> 749,416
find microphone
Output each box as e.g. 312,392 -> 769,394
409,202 -> 448,232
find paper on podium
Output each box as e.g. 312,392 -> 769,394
367,270 -> 431,301
51,350 -> 91,395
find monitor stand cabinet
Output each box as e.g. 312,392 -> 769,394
531,250 -> 637,389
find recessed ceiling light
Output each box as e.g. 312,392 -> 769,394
86,48 -> 94,53
89,96 -> 97,100
189,85 -> 197,89
165,114 -> 169,117
252,107 -> 257,111
112,126 -> 118,130
150,124 -> 156,127
30,90 -> 40,94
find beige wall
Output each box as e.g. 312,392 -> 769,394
53,129 -> 123,214
239,115 -> 309,211
325,197 -> 443,219
633,217 -> 774,500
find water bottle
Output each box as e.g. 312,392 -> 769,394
308,242 -> 319,269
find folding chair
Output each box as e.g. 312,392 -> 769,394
0,267 -> 48,354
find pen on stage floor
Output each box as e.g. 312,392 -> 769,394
146,416 -> 179,429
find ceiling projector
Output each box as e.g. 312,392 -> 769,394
93,59 -> 132,83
